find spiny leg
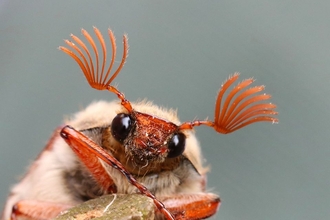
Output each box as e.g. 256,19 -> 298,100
11,200 -> 72,220
159,193 -> 220,220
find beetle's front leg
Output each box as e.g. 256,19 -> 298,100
160,193 -> 220,220
59,126 -> 117,194
11,200 -> 72,220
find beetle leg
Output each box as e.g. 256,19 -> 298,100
159,193 -> 220,220
61,127 -> 117,194
11,200 -> 72,220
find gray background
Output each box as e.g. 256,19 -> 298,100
0,1 -> 329,220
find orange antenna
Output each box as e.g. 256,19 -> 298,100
59,27 -> 132,112
179,73 -> 278,134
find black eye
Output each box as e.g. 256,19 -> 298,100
111,113 -> 133,142
167,133 -> 186,158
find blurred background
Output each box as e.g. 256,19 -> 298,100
1,1 -> 330,219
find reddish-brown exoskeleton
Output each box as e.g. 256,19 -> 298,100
2,27 -> 278,220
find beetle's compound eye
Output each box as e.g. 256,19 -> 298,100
111,113 -> 133,142
167,133 -> 186,158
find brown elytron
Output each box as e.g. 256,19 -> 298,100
59,27 -> 278,219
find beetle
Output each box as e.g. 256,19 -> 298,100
1,27 -> 278,220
